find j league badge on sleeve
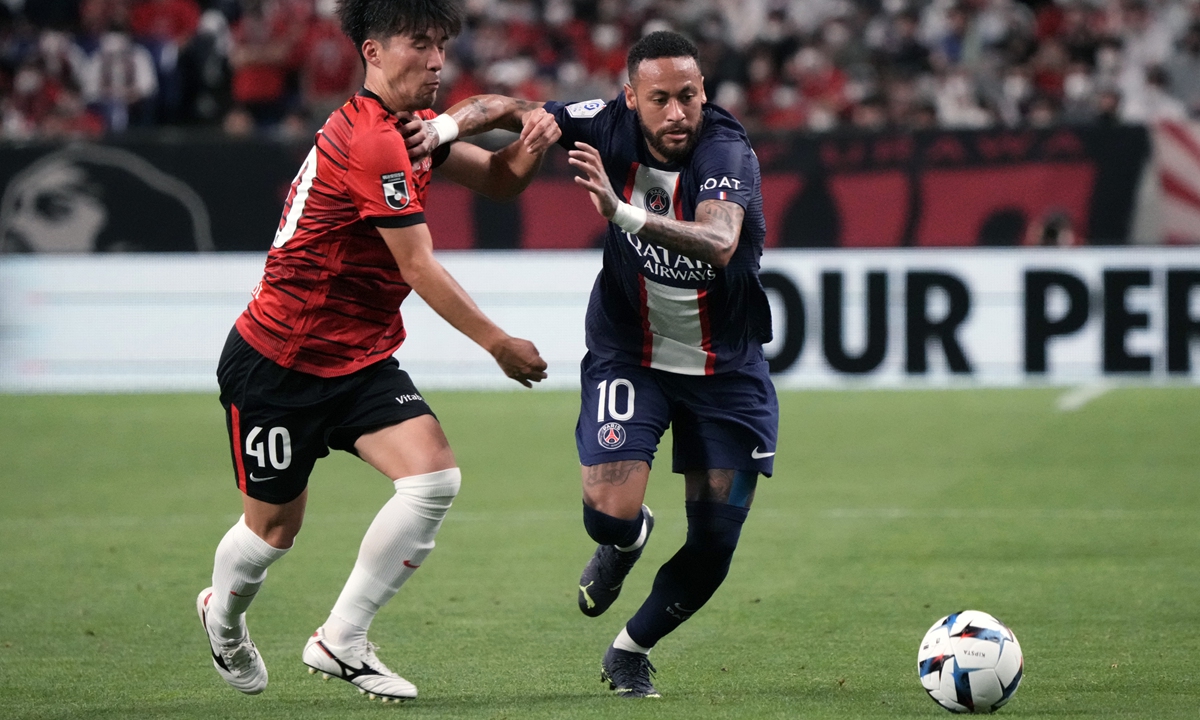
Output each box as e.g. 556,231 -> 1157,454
381,171 -> 410,210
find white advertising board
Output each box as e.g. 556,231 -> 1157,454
1,249 -> 1198,393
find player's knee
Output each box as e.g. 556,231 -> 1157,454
582,502 -> 645,546
394,467 -> 461,502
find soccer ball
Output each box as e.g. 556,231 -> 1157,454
917,610 -> 1023,713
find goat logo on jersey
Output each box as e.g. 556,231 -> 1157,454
597,422 -> 626,449
644,187 -> 671,215
381,171 -> 410,210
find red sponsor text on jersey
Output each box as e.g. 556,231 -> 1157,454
235,91 -> 436,377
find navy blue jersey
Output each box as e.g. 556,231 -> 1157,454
545,93 -> 772,375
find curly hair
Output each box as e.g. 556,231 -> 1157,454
626,30 -> 699,80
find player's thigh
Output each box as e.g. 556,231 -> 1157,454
218,330 -> 328,507
670,359 -> 779,479
577,353 -> 670,516
331,360 -> 455,480
355,416 -> 455,479
683,470 -> 758,509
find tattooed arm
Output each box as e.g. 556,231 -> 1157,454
636,199 -> 744,268
414,95 -> 560,157
568,141 -> 744,268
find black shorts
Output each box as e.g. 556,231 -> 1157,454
216,327 -> 435,504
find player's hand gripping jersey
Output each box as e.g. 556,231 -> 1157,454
545,94 -> 772,375
235,89 -> 449,377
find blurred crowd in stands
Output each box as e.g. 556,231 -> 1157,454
4,0 -> 1200,140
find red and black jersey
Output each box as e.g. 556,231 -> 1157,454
235,89 -> 447,377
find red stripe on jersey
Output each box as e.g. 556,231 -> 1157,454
638,274 -> 653,367
672,177 -> 683,220
231,404 -> 248,494
695,288 -> 717,375
622,163 -> 640,203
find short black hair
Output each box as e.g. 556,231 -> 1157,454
626,30 -> 699,80
338,0 -> 463,54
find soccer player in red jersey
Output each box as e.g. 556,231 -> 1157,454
196,0 -> 556,702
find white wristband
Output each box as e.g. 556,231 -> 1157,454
611,202 -> 647,235
427,113 -> 459,147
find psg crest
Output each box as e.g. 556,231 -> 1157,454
644,187 -> 671,215
381,171 -> 410,210
598,422 -> 626,449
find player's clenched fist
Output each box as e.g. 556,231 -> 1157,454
397,112 -> 433,160
491,336 -> 548,387
519,108 -> 561,154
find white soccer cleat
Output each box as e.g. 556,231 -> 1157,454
302,627 -> 417,701
196,587 -> 268,694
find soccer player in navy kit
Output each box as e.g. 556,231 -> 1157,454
196,0 -> 558,703
418,31 -> 778,697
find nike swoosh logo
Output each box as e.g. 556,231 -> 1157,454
248,473 -> 277,482
751,447 -> 775,459
403,560 -> 420,569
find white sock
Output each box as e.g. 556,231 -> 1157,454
616,511 -> 648,552
209,515 -> 289,640
614,626 -> 652,654
324,468 -> 462,648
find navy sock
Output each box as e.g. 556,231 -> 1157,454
624,501 -> 749,648
582,502 -> 644,547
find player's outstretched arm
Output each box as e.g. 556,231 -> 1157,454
434,110 -> 560,200
379,223 -> 548,387
568,141 -> 744,268
413,94 -> 560,158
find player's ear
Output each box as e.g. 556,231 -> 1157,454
361,38 -> 383,69
624,82 -> 637,111
700,77 -> 707,105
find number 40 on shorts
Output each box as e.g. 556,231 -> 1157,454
245,425 -> 293,470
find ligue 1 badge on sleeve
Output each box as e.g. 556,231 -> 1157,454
566,99 -> 606,118
598,422 -> 626,449
381,171 -> 410,210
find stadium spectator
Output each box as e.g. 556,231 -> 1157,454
1165,22 -> 1200,116
298,0 -> 360,122
76,26 -> 159,131
129,0 -> 201,122
226,0 -> 308,128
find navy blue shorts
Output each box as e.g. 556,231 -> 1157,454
575,352 -> 778,476
217,327 -> 435,504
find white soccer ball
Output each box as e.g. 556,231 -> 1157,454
917,610 -> 1024,714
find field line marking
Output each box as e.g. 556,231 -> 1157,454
1056,383 -> 1113,412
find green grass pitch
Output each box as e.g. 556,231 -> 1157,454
1,387 -> 1198,719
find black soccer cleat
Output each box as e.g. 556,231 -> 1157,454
601,644 -> 661,698
577,505 -> 654,617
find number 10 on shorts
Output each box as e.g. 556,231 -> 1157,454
596,379 -> 635,422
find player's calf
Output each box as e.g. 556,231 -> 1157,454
624,501 -> 748,646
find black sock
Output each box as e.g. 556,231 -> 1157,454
624,501 -> 748,648
582,502 -> 644,547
